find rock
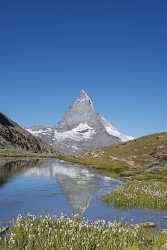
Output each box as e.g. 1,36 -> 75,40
164,216 -> 167,220
160,229 -> 167,235
142,222 -> 157,228
123,177 -> 132,181
0,226 -> 9,237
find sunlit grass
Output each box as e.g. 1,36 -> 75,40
102,181 -> 167,209
60,133 -> 167,182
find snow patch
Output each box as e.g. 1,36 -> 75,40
100,116 -> 134,142
27,128 -> 52,137
28,123 -> 96,142
53,123 -> 96,141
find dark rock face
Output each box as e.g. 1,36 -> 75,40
0,112 -> 53,154
28,90 -> 133,154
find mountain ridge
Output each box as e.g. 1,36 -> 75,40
28,90 -> 133,154
0,112 -> 54,155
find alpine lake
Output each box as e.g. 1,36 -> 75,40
0,158 -> 166,230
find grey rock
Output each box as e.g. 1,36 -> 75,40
28,90 -> 133,154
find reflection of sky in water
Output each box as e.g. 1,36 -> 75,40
0,159 -> 166,230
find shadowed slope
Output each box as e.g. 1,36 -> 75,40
0,112 -> 54,154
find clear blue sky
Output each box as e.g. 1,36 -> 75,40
0,0 -> 166,137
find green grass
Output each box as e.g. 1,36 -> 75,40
61,132 -> 167,181
58,153 -> 130,179
102,133 -> 167,165
102,180 -> 167,209
0,215 -> 166,250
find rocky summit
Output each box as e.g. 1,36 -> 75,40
28,90 -> 133,154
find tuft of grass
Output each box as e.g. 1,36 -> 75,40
102,181 -> 167,209
0,215 -> 166,250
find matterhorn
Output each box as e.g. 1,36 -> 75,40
28,90 -> 133,154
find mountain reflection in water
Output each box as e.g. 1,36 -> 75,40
0,159 -> 166,230
0,159 -> 116,217
24,159 -> 102,214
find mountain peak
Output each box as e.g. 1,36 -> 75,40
79,89 -> 89,99
27,90 -> 133,154
76,89 -> 95,111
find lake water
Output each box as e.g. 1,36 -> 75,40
0,159 -> 166,230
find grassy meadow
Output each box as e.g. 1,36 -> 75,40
61,132 -> 167,181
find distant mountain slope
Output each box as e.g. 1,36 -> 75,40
86,132 -> 167,166
0,112 -> 54,155
62,132 -> 167,179
28,90 -> 133,154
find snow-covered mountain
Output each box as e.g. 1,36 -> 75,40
100,116 -> 134,142
25,159 -> 102,214
27,90 -> 133,154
